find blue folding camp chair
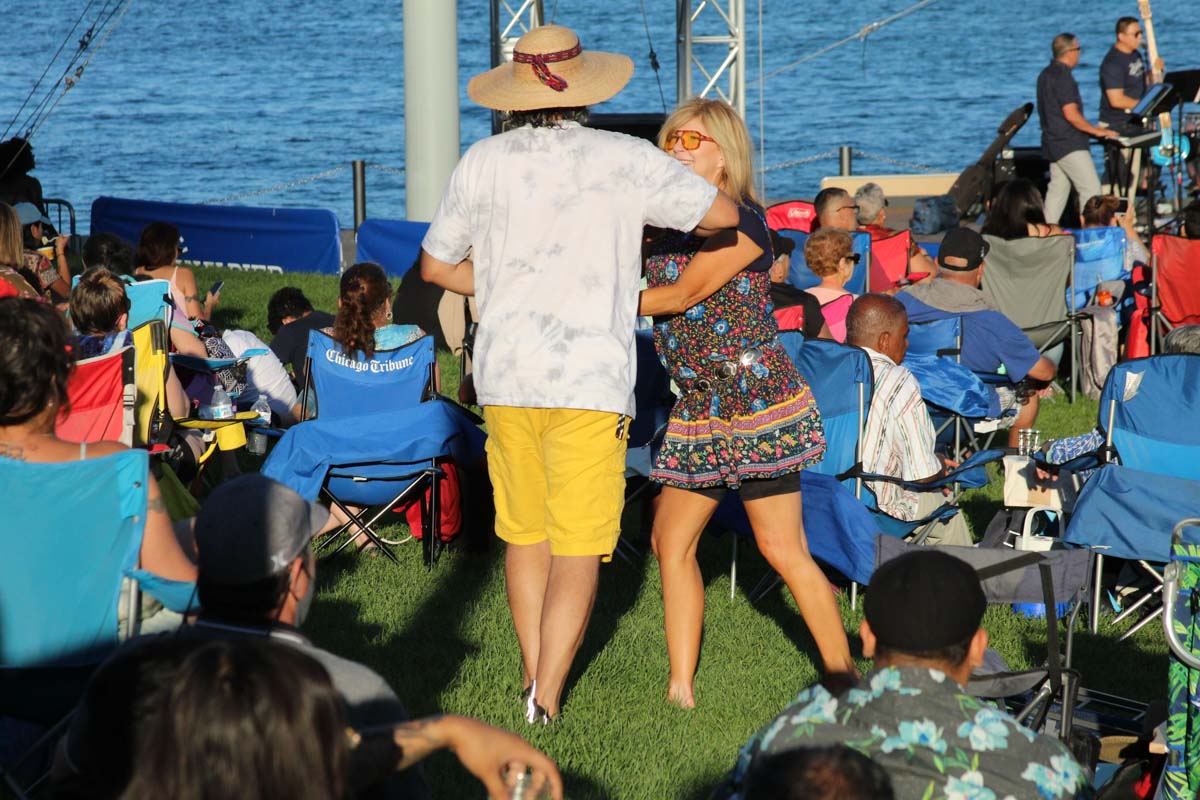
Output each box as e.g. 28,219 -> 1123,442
263,331 -> 485,568
903,313 -> 1006,461
1054,354 -> 1200,636
778,229 -> 871,294
0,449 -> 196,796
1066,227 -> 1128,314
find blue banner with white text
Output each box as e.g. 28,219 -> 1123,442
355,218 -> 431,278
90,196 -> 343,275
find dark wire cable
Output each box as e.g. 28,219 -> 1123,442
638,0 -> 668,113
3,0 -> 100,140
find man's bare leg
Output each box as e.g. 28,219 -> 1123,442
505,541 -> 552,690
531,554 -> 600,718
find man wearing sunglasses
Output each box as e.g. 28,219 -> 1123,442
1099,16 -> 1161,194
1036,33 -> 1118,225
813,187 -> 859,233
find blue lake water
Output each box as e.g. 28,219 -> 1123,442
2,1 -> 1196,232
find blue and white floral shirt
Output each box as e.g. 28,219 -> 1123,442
716,666 -> 1090,800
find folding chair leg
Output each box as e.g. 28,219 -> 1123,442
850,581 -> 858,611
748,573 -> 783,605
1091,553 -> 1103,634
321,492 -> 402,565
1112,587 -> 1159,625
1117,603 -> 1162,642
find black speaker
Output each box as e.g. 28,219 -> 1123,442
586,112 -> 667,144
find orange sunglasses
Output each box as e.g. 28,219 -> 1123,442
664,129 -> 717,151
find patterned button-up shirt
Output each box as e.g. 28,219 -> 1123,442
716,666 -> 1090,800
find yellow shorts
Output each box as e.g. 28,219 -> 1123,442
483,406 -> 628,558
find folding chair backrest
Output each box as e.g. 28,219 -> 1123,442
785,230 -> 871,294
781,332 -> 873,485
56,345 -> 136,446
906,315 -> 961,358
306,330 -> 436,419
875,535 -> 1091,606
766,199 -> 817,233
130,320 -> 170,448
628,329 -> 672,450
124,279 -> 173,329
902,315 -> 996,419
0,449 -> 146,667
1099,354 -> 1200,481
870,230 -> 912,290
981,234 -> 1075,332
1151,235 -> 1200,327
1067,227 -> 1127,312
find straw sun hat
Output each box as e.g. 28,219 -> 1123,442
467,25 -> 634,112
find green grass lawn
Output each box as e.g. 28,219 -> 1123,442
193,264 -> 1169,799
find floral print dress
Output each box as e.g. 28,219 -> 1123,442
645,208 -> 825,490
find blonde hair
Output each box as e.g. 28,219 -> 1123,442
804,228 -> 854,277
658,97 -> 758,205
0,204 -> 23,268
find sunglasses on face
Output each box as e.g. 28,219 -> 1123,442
842,253 -> 862,264
665,129 -> 717,151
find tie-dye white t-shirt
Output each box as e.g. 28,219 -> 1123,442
422,122 -> 717,416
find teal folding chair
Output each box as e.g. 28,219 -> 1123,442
0,449 -> 194,797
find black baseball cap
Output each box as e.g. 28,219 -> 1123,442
864,550 -> 986,651
938,227 -> 989,272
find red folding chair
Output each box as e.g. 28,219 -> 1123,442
766,199 -> 817,233
869,230 -> 912,291
56,344 -> 136,446
1149,235 -> 1200,354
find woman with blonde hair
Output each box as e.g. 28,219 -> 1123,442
802,228 -> 858,342
639,97 -> 854,708
0,203 -> 41,299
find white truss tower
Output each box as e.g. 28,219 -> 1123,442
676,0 -> 746,119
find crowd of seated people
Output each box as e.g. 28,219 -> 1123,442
3,145 -> 1193,799
0,228 -> 561,797
898,227 -> 1057,448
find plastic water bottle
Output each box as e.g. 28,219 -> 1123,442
251,395 -> 272,426
208,386 -> 234,420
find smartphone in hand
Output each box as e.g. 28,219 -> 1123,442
209,280 -> 225,296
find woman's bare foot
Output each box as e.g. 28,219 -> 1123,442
667,683 -> 695,709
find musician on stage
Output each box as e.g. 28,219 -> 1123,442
1099,16 -> 1162,194
1036,33 -> 1119,226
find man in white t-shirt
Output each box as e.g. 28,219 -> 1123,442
420,24 -> 737,723
845,294 -> 971,546
222,329 -> 302,425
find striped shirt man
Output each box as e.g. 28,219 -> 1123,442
861,346 -> 941,520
